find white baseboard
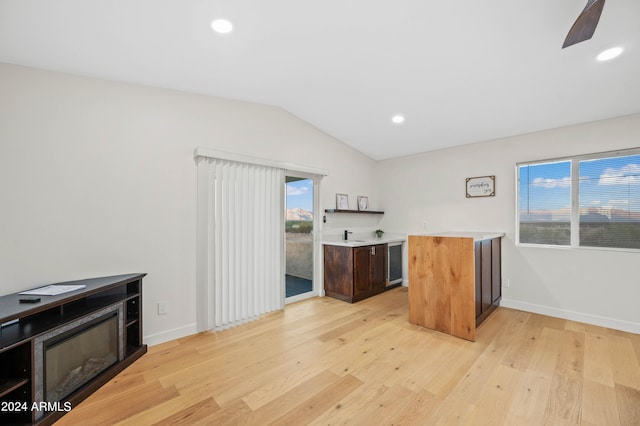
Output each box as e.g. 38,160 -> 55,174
144,322 -> 198,347
501,299 -> 640,335
143,298 -> 638,347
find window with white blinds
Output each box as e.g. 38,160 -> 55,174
517,148 -> 640,250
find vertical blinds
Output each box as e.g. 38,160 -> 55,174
196,157 -> 284,331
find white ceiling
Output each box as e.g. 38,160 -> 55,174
1,1 -> 639,160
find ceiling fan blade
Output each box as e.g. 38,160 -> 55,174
562,0 -> 606,48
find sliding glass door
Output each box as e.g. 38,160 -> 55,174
285,174 -> 318,303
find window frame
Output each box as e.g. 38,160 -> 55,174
516,147 -> 640,253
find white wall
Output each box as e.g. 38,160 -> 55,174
0,63 -> 378,344
377,114 -> 640,333
4,63 -> 637,342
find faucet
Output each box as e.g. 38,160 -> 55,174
344,230 -> 353,241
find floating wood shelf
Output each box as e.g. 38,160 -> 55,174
324,209 -> 384,214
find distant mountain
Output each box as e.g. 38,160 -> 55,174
520,207 -> 640,222
287,208 -> 313,221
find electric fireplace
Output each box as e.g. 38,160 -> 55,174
33,304 -> 124,421
0,273 -> 146,425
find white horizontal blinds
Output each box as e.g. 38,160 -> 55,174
518,160 -> 572,245
198,157 -> 284,331
578,152 -> 640,249
517,148 -> 640,250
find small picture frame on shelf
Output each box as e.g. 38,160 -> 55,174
357,196 -> 369,211
336,193 -> 349,210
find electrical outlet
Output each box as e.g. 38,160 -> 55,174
158,301 -> 168,315
422,221 -> 428,229
502,278 -> 510,288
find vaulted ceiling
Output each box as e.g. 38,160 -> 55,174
1,0 -> 639,160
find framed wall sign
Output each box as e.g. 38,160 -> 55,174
466,175 -> 495,198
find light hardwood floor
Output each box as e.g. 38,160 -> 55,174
56,287 -> 640,425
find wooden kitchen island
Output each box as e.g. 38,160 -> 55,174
408,232 -> 503,341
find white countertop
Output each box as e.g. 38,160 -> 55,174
323,233 -> 406,247
411,231 -> 505,241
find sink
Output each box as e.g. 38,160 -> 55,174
348,240 -> 367,242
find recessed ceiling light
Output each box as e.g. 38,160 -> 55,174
391,114 -> 405,125
597,47 -> 623,61
211,19 -> 233,34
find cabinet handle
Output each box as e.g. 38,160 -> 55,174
371,246 -> 376,255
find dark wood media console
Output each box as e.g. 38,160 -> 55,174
0,273 -> 147,425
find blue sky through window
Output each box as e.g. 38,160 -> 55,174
519,154 -> 640,221
286,179 -> 313,212
580,155 -> 640,214
519,161 -> 571,213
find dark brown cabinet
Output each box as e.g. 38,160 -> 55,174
474,238 -> 502,326
324,244 -> 387,303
